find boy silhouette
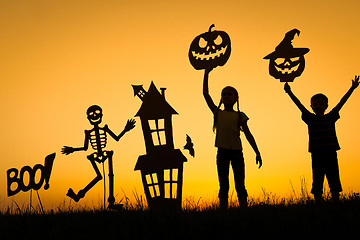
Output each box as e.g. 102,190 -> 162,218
284,76 -> 359,203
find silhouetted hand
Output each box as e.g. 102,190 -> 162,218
284,82 -> 291,93
61,146 -> 74,155
352,75 -> 359,89
124,119 -> 136,132
256,154 -> 262,169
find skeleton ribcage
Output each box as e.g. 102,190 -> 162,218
89,128 -> 107,151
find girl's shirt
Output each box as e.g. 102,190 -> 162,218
215,110 -> 249,150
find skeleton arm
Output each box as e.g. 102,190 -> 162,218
104,119 -> 136,142
61,130 -> 90,155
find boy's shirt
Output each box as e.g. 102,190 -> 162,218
301,108 -> 340,153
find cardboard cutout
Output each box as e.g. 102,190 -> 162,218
133,82 -> 187,211
264,29 -> 310,82
189,24 -> 231,70
7,153 -> 55,197
184,134 -> 194,157
61,105 -> 135,210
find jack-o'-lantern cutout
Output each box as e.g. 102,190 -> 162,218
189,24 -> 231,70
264,29 -> 309,82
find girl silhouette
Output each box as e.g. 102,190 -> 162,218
203,67 -> 262,209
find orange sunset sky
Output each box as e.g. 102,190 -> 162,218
1,0 -> 359,209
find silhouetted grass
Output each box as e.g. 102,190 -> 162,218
1,190 -> 360,239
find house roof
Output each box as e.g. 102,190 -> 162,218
134,149 -> 187,173
135,81 -> 178,118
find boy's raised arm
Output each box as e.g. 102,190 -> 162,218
284,83 -> 308,113
334,75 -> 359,112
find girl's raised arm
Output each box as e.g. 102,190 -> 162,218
203,68 -> 217,113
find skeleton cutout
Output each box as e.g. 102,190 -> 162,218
264,29 -> 309,82
62,105 -> 135,209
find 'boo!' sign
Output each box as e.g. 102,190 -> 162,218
6,153 -> 55,197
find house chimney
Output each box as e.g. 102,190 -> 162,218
160,88 -> 166,99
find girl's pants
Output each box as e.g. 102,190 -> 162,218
217,148 -> 248,202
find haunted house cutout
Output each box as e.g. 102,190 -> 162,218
133,82 -> 187,211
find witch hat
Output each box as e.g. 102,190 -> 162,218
264,29 -> 309,59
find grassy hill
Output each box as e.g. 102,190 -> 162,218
1,192 -> 360,239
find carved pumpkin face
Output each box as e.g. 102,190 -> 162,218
189,24 -> 231,70
264,29 -> 309,82
269,55 -> 305,82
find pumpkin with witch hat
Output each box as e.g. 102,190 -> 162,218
264,29 -> 310,82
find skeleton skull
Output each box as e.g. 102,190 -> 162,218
87,105 -> 103,125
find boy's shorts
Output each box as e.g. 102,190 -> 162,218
311,151 -> 342,195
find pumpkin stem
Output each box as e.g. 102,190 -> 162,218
209,24 -> 215,32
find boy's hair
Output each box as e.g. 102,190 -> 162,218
311,93 -> 328,103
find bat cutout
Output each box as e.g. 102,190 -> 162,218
184,134 -> 195,157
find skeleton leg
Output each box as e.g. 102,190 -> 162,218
106,151 -> 122,210
83,156 -> 103,193
66,155 -> 102,202
107,151 -> 116,205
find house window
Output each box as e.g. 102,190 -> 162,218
145,173 -> 160,198
149,119 -> 166,146
164,169 -> 178,199
138,89 -> 146,99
